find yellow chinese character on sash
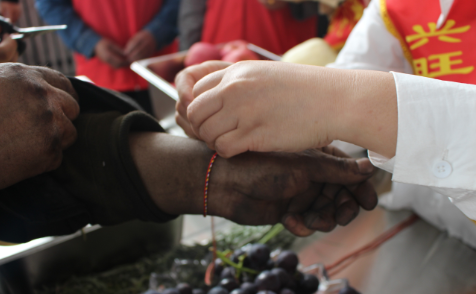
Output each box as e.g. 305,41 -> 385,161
406,20 -> 470,50
413,51 -> 474,78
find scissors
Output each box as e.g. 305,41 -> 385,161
0,16 -> 67,54
0,16 -> 67,40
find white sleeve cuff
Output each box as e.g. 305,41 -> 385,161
368,151 -> 395,173
388,72 -> 476,220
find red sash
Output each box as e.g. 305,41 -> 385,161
72,0 -> 177,92
382,0 -> 476,83
201,0 -> 316,55
325,0 -> 366,51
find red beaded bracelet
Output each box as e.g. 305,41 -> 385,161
203,152 -> 218,217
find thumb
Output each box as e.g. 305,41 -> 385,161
310,152 -> 375,185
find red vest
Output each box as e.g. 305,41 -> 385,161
324,0 -> 366,51
201,0 -> 316,55
72,0 -> 177,92
382,0 -> 476,83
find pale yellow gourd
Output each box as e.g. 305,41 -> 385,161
281,38 -> 337,67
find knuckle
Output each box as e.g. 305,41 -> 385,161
336,157 -> 353,173
198,124 -> 213,142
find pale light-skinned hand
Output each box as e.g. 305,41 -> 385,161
0,1 -> 21,23
187,61 -> 398,159
187,61 -> 341,158
175,61 -> 232,138
94,38 -> 128,69
124,30 -> 156,63
0,64 -> 80,189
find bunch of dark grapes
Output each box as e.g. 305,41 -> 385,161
145,244 -> 360,294
210,244 -> 317,294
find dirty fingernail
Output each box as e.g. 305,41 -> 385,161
356,158 -> 374,174
283,214 -> 298,228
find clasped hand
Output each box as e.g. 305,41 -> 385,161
176,61 -> 355,158
94,30 -> 156,68
0,64 -> 79,189
175,61 -> 380,235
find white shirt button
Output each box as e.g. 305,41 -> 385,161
433,160 -> 452,178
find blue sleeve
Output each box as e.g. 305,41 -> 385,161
35,0 -> 101,58
143,0 -> 180,50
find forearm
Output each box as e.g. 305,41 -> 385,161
291,66 -> 398,158
129,132 -> 213,216
335,69 -> 398,158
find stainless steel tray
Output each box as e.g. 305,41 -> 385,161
0,219 -> 183,294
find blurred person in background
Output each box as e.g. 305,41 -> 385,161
178,0 -> 317,55
0,0 -> 21,23
36,0 -> 180,114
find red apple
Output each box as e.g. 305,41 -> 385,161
220,40 -> 248,57
221,47 -> 260,63
184,42 -> 222,67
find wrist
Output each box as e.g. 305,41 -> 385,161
336,70 -> 398,158
130,132 -> 215,216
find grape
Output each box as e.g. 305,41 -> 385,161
230,290 -> 246,294
221,267 -> 236,280
220,278 -> 240,292
297,274 -> 319,294
284,280 -> 296,291
276,251 -> 298,274
193,290 -> 205,294
163,289 -> 181,294
293,271 -> 304,282
271,268 -> 289,289
265,259 -> 275,270
240,282 -> 258,294
215,259 -> 224,277
254,271 -> 280,292
247,244 -> 270,268
208,286 -> 229,294
231,250 -> 252,268
256,291 -> 277,294
177,283 -> 193,294
279,289 -> 295,294
240,272 -> 255,283
339,286 -> 361,294
231,249 -> 246,263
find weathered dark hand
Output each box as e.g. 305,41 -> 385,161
131,133 -> 376,237
209,145 -> 377,236
0,63 -> 79,189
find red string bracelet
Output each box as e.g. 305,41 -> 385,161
203,152 -> 218,217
